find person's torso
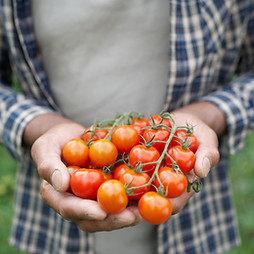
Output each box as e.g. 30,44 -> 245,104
32,1 -> 169,254
32,0 -> 169,127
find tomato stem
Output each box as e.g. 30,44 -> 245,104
127,117 -> 178,195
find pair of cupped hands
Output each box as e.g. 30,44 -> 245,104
24,102 -> 224,233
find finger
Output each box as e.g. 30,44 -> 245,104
32,136 -> 70,192
31,127 -> 78,192
31,123 -> 85,192
170,188 -> 195,214
77,206 -> 143,233
40,179 -> 107,221
194,138 -> 220,178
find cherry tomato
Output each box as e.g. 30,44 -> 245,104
129,145 -> 160,175
154,167 -> 188,198
82,127 -> 108,143
171,129 -> 199,153
166,145 -> 196,174
89,139 -> 118,167
62,138 -> 89,167
96,169 -> 113,181
131,117 -> 150,129
148,114 -> 172,128
97,179 -> 128,213
129,124 -> 143,142
138,191 -> 172,224
119,170 -> 151,200
113,163 -> 132,180
70,168 -> 105,199
111,125 -> 139,154
142,127 -> 171,153
131,117 -> 149,135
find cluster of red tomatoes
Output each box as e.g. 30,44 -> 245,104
62,112 -> 199,225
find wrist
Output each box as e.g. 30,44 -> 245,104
22,113 -> 76,147
172,101 -> 226,136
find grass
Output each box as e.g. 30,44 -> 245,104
0,133 -> 254,253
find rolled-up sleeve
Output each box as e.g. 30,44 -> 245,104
200,72 -> 254,154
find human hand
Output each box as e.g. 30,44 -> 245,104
26,114 -> 142,232
167,101 -> 224,214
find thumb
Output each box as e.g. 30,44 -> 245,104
50,160 -> 70,192
194,144 -> 220,178
31,138 -> 70,192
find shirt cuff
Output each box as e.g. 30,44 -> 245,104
199,74 -> 254,154
2,99 -> 56,160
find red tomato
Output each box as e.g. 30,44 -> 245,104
154,167 -> 188,198
171,129 -> 199,153
148,114 -> 172,128
131,117 -> 150,129
89,139 -> 118,168
62,138 -> 89,167
70,168 -> 105,199
113,163 -> 132,180
129,145 -> 160,175
166,145 -> 196,174
142,127 -> 171,153
97,179 -> 128,213
129,124 -> 143,141
111,125 -> 139,153
138,191 -> 172,224
96,169 -> 113,181
82,127 -> 108,142
119,170 -> 151,200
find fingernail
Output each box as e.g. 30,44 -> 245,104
51,170 -> 63,191
202,157 -> 211,177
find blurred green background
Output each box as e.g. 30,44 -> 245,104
0,133 -> 254,254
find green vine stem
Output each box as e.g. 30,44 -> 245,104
126,114 -> 178,196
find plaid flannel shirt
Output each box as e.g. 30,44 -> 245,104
0,0 -> 254,253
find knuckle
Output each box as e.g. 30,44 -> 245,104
58,206 -> 71,221
77,221 -> 99,233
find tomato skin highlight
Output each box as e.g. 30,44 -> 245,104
119,170 -> 151,200
97,179 -> 128,213
89,139 -> 118,167
166,145 -> 196,174
138,191 -> 172,225
129,145 -> 160,174
154,167 -> 188,198
62,138 -> 89,167
70,168 -> 105,199
111,125 -> 139,154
